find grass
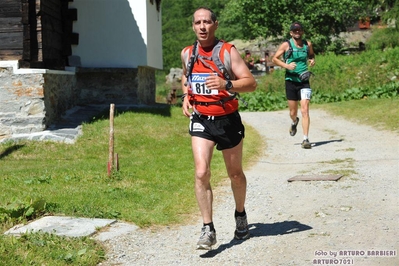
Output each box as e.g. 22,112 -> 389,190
315,97 -> 399,133
0,233 -> 105,265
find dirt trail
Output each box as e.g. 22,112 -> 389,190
98,109 -> 398,266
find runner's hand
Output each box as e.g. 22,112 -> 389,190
286,62 -> 297,70
182,96 -> 192,117
205,75 -> 223,90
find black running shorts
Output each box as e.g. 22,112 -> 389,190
285,80 -> 312,101
189,111 -> 245,150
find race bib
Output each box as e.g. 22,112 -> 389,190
190,73 -> 218,95
300,88 -> 312,100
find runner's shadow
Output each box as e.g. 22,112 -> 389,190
311,139 -> 343,147
249,220 -> 312,237
200,220 -> 312,258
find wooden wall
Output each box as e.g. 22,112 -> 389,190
0,0 -> 23,60
0,0 -> 76,70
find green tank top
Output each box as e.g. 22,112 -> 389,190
284,38 -> 308,83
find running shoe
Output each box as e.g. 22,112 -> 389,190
234,215 -> 250,240
290,117 -> 299,136
196,225 -> 217,250
301,139 -> 311,149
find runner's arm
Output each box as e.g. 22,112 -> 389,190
307,41 -> 316,67
272,42 -> 296,70
181,49 -> 192,117
228,46 -> 257,93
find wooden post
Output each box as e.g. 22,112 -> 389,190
108,103 -> 115,176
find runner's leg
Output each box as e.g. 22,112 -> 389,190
192,136 -> 215,224
222,139 -> 246,212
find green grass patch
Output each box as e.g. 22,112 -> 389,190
0,233 -> 105,265
316,98 -> 399,133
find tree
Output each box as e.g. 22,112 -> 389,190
219,0 -> 365,53
161,0 -> 230,70
361,0 -> 399,28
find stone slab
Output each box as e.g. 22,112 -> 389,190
4,216 -> 117,237
287,174 -> 343,182
94,222 -> 139,242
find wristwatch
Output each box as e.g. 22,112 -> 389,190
225,80 -> 233,91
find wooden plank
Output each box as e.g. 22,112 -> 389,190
0,1 -> 22,17
41,0 -> 62,15
0,32 -> 23,49
0,17 -> 23,32
18,59 -> 31,68
41,46 -> 63,61
41,15 -> 64,35
21,3 -> 29,24
0,50 -> 23,60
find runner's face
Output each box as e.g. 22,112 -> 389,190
290,29 -> 303,40
192,9 -> 218,45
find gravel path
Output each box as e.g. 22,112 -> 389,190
97,109 -> 398,266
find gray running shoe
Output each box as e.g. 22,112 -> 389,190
234,215 -> 250,240
301,139 -> 311,149
290,117 -> 299,136
196,225 -> 217,250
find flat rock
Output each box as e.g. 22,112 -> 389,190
4,216 -> 117,237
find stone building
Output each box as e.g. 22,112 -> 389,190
0,0 -> 162,136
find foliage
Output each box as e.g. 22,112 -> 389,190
161,0 -> 231,70
0,198 -> 47,224
0,233 -> 104,265
363,0 -> 399,28
219,0 -> 364,53
239,47 -> 399,111
239,81 -> 398,111
160,0 -> 399,69
366,27 -> 399,50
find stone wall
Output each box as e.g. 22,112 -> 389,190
76,68 -> 139,105
0,63 -> 155,138
137,67 -> 156,104
0,64 -> 78,136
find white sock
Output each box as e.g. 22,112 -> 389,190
304,136 -> 308,140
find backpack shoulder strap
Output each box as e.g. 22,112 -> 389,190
184,41 -> 199,81
185,39 -> 235,82
284,39 -> 293,63
212,39 -> 234,80
284,39 -> 310,62
303,39 -> 309,57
